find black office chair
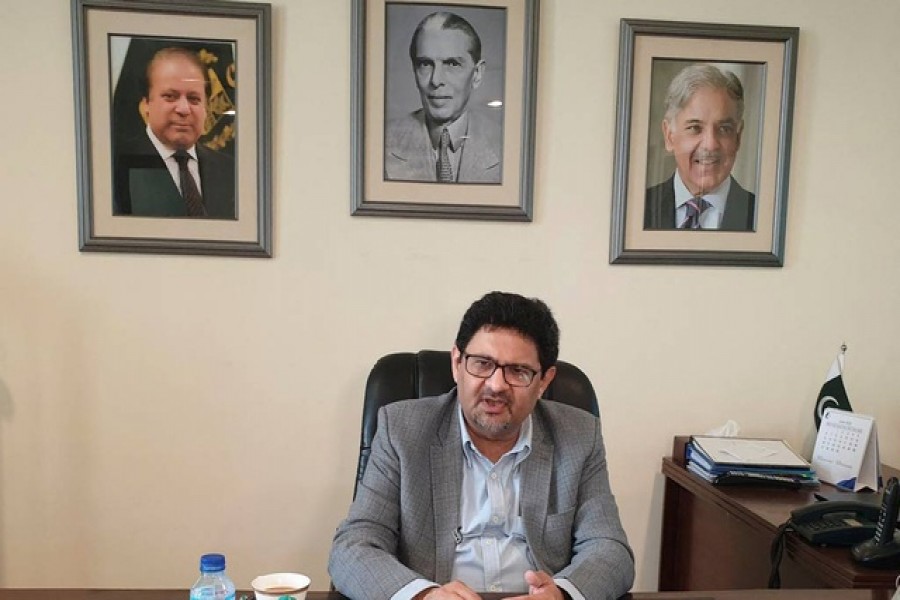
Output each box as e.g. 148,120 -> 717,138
354,350 -> 599,497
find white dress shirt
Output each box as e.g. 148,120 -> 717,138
392,406 -> 584,600
452,408 -> 533,593
145,125 -> 203,195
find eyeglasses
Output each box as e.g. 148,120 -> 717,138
462,353 -> 540,387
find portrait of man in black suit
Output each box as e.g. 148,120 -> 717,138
644,64 -> 757,231
113,45 -> 235,219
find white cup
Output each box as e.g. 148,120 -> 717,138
250,572 -> 310,600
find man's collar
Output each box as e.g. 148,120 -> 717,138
673,170 -> 732,208
146,125 -> 198,160
426,112 -> 469,151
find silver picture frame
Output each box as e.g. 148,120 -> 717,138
610,19 -> 799,267
351,0 -> 539,221
72,0 -> 272,257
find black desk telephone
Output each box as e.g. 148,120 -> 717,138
770,477 -> 900,587
791,499 -> 880,545
790,477 -> 900,561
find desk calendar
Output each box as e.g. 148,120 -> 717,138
811,407 -> 880,491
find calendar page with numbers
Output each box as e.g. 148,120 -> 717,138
811,407 -> 881,491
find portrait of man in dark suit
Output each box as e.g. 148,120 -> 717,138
644,64 -> 756,231
383,8 -> 505,184
113,45 -> 235,219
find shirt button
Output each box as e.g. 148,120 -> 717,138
485,538 -> 493,545
490,585 -> 499,592
490,472 -> 498,480
491,515 -> 500,524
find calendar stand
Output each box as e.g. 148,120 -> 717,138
811,407 -> 881,491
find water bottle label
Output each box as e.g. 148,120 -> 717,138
189,587 -> 235,600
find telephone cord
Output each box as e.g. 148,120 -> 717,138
768,519 -> 794,588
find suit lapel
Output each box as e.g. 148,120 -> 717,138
458,114 -> 501,181
645,177 -> 677,229
391,111 -> 436,180
520,409 -> 553,572
196,145 -> 235,219
458,136 -> 500,179
721,177 -> 752,230
125,136 -> 185,216
661,177 -> 677,228
432,404 -> 463,583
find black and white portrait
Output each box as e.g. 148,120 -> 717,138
383,4 -> 507,184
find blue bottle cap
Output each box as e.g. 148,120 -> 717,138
199,553 -> 226,573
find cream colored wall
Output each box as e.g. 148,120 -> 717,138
2,0 -> 899,592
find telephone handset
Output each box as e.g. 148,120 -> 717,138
851,476 -> 900,568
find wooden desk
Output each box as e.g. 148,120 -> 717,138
660,436 -> 899,597
0,590 -> 887,600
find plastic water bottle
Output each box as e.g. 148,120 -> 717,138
189,553 -> 236,600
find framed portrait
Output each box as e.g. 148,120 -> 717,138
71,0 -> 272,257
610,19 -> 799,266
351,0 -> 539,220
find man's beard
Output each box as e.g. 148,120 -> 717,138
471,394 -> 513,437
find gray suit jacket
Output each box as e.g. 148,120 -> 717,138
328,390 -> 634,600
644,175 -> 755,231
384,110 -> 503,183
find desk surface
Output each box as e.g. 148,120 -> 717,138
660,436 -> 900,593
0,590 -> 888,600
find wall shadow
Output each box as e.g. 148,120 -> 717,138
0,377 -> 13,582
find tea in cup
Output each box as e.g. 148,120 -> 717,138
250,572 -> 310,600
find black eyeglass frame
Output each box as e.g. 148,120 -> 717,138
460,353 -> 541,388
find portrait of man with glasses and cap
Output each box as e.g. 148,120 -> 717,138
330,291 -> 634,600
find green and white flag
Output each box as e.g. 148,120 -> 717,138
814,350 -> 852,429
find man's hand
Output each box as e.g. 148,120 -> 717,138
413,580 -> 483,600
503,570 -> 566,599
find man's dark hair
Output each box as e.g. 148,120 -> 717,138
142,46 -> 209,100
454,291 -> 559,373
408,11 -> 482,64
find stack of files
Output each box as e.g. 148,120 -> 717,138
686,435 -> 819,489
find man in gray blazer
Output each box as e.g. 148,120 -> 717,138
644,64 -> 755,231
329,292 -> 634,600
384,11 -> 502,184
